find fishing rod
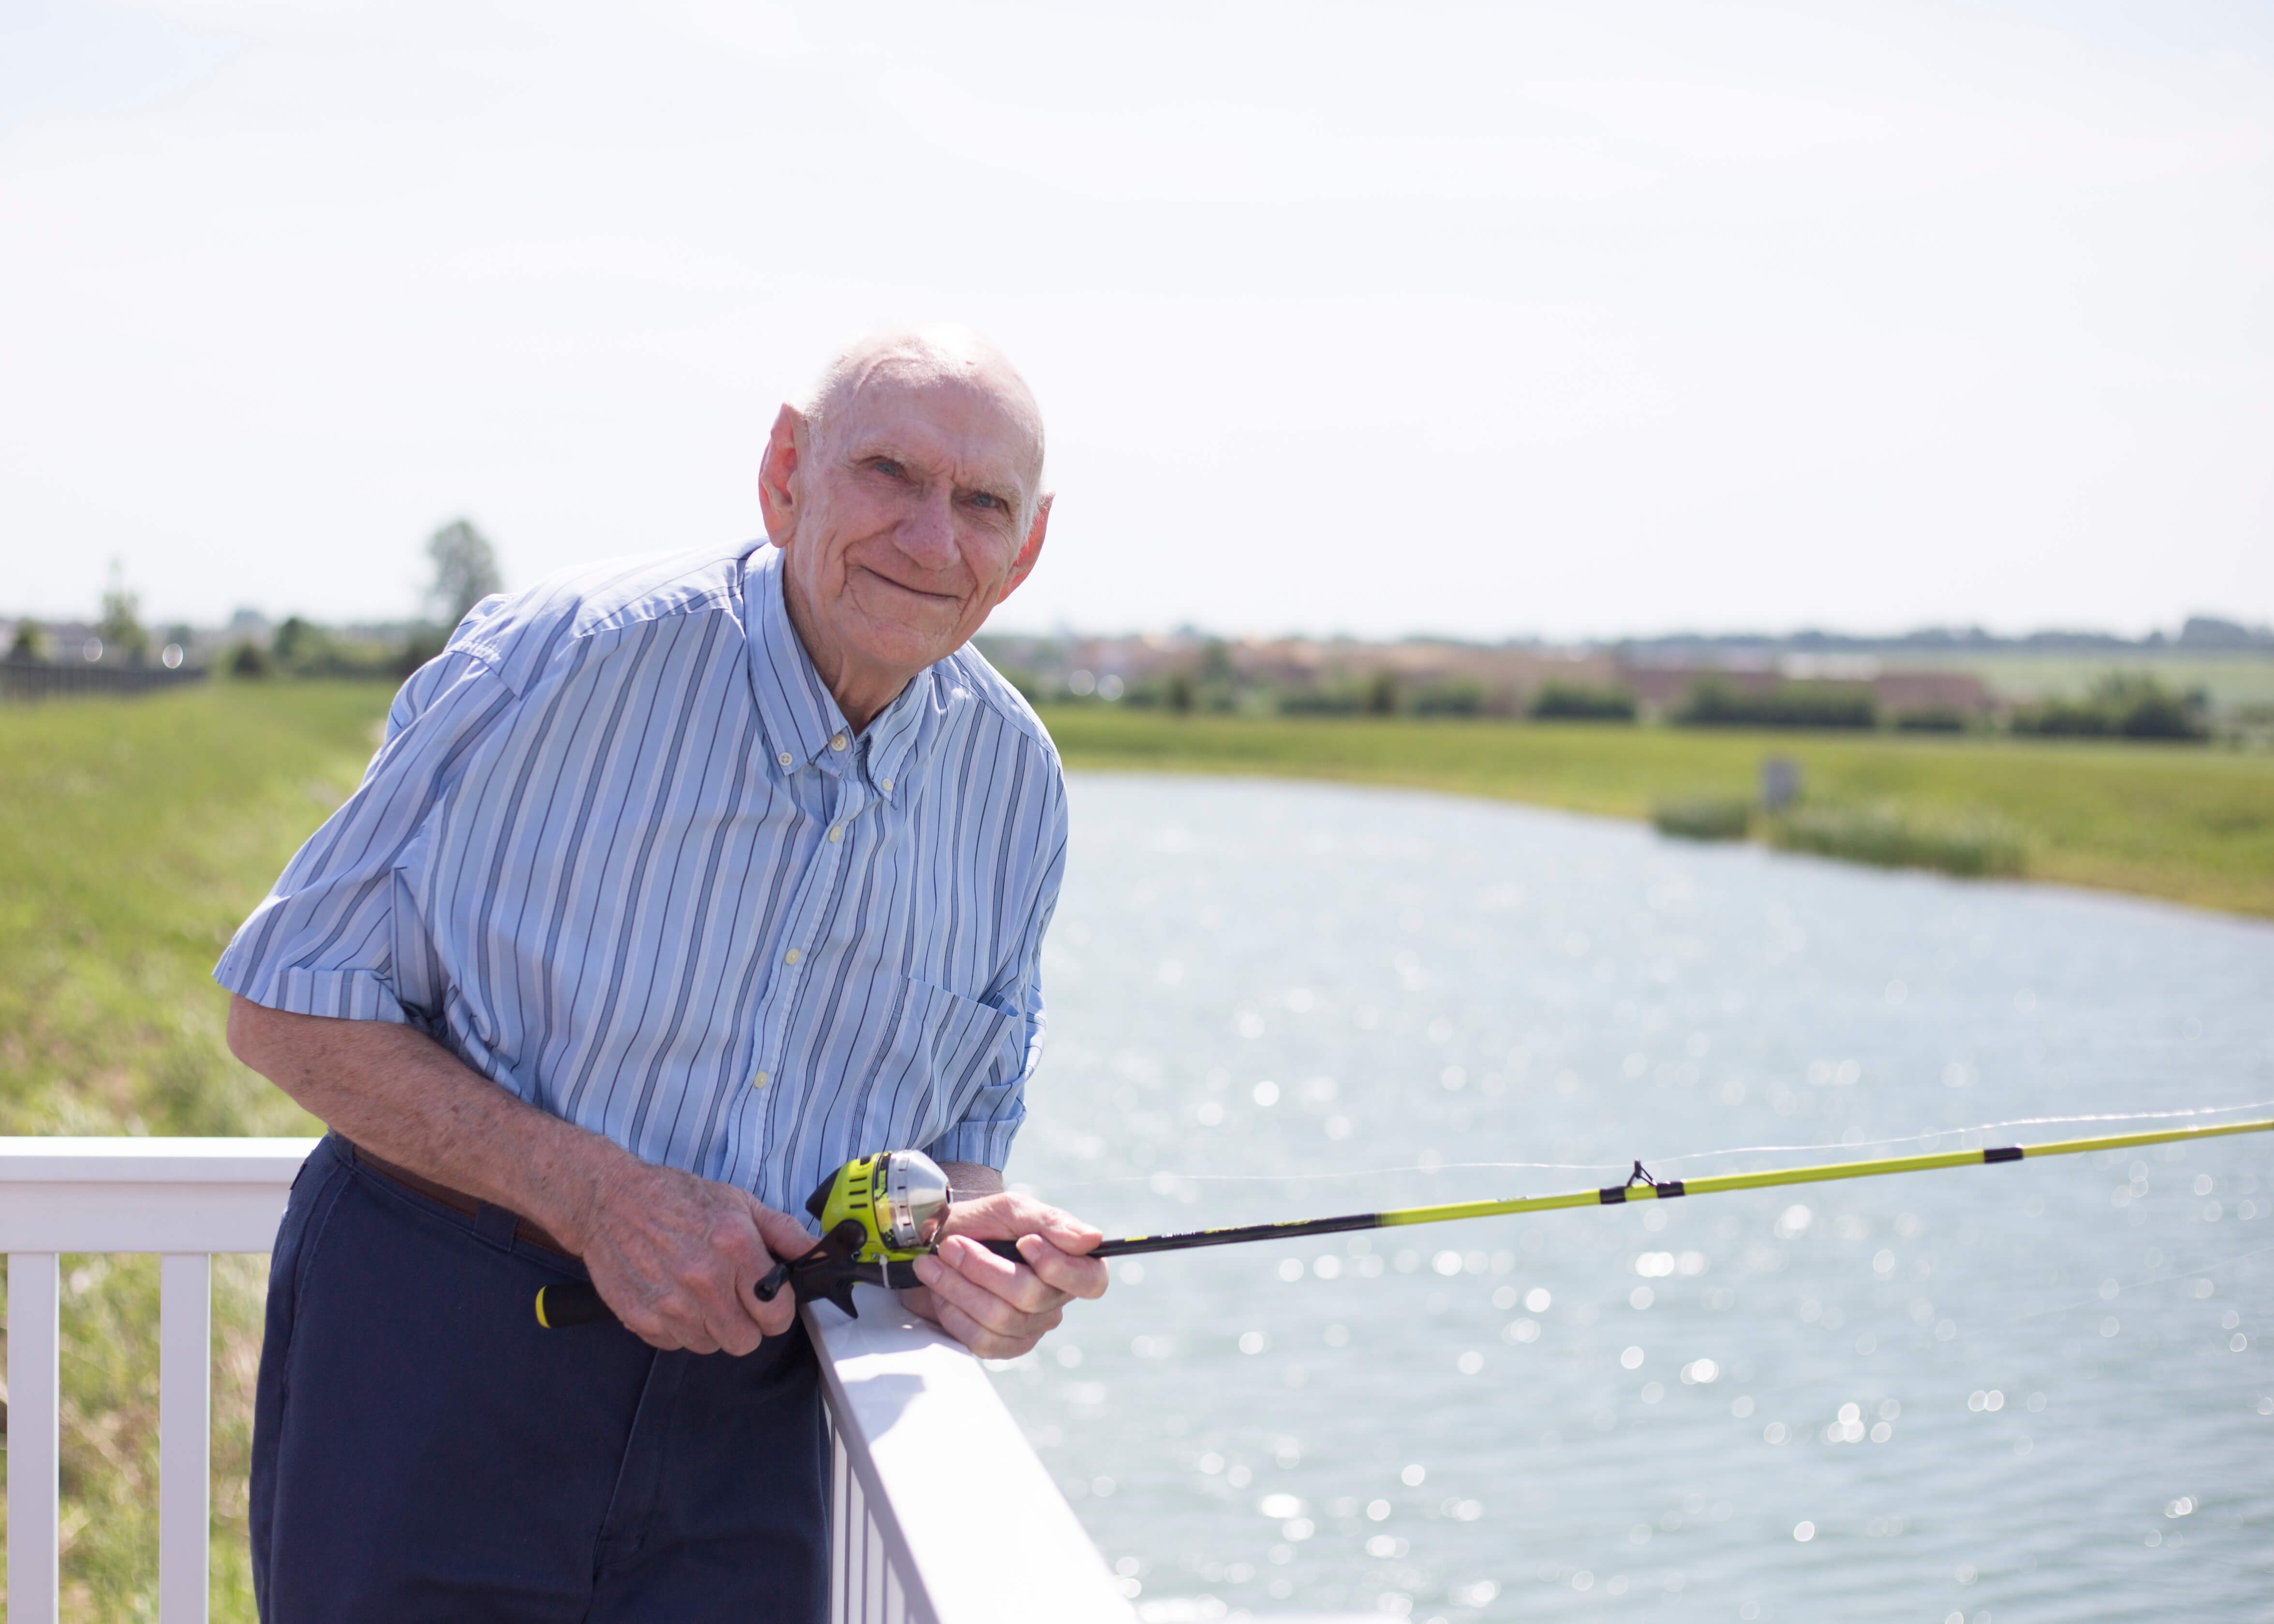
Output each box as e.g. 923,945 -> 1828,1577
533,1116 -> 2274,1330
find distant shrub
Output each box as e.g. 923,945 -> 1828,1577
1893,705 -> 1969,732
1675,679 -> 1876,730
8,618 -> 49,662
1413,678 -> 1483,716
398,625 -> 450,677
2010,673 -> 2206,741
2010,697 -> 2118,737
1768,803 -> 2025,878
226,640 -> 270,679
1365,671 -> 1400,716
1279,689 -> 1365,716
1531,681 -> 1637,721
1650,797 -> 1754,841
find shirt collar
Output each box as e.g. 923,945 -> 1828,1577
742,544 -> 930,800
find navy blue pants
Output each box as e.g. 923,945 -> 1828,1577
251,1136 -> 828,1623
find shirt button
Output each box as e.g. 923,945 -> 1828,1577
828,825 -> 842,843
752,1070 -> 769,1089
880,777 -> 893,793
777,751 -> 793,768
830,732 -> 848,751
783,947 -> 801,966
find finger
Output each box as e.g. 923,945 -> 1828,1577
967,1196 -> 1102,1255
936,1236 -> 1070,1317
912,1250 -> 1060,1337
724,1247 -> 797,1346
750,1287 -> 796,1338
753,1205 -> 821,1263
664,1241 -> 767,1356
1034,1213 -> 1104,1253
704,1291 -> 767,1358
1016,1234 -> 1110,1300
931,1292 -> 1058,1361
623,1298 -> 720,1355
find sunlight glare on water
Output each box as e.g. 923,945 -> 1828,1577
990,775 -> 2274,1621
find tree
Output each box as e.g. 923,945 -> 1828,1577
425,519 -> 504,628
97,557 -> 151,665
273,616 -> 322,669
8,618 -> 48,662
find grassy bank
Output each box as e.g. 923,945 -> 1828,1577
1038,708 -> 2274,919
1,682 -> 375,1617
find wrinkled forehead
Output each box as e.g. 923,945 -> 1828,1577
817,354 -> 1045,495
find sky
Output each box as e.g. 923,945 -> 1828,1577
3,0 -> 2270,641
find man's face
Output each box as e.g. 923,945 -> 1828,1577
762,369 -> 1048,687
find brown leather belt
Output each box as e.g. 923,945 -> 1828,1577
349,1141 -> 574,1257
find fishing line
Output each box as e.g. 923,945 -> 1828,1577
1034,1100 -> 2274,1193
2014,1244 -> 2274,1322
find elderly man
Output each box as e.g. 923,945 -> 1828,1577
218,327 -> 1106,1622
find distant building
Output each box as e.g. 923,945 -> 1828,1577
1614,659 -> 1992,718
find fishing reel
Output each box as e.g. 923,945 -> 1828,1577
781,1149 -> 967,1316
535,1149 -> 1014,1329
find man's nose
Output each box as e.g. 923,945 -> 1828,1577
895,485 -> 961,571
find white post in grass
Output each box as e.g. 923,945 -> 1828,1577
160,1252 -> 214,1623
8,1250 -> 63,1624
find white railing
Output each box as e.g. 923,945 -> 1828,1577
806,1289 -> 1133,1624
0,1138 -> 1131,1624
0,1136 -> 315,1624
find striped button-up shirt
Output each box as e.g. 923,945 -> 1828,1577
215,541 -> 1067,1214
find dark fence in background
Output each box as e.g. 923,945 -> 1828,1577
0,663 -> 211,702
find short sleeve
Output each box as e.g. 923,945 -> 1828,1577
213,652 -> 515,1025
922,775 -> 1068,1170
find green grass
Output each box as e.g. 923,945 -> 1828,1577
1,681 -> 376,1619
1040,708 -> 2274,918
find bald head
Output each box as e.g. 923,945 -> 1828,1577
802,326 -> 1047,512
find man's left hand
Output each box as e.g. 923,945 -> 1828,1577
902,1189 -> 1108,1359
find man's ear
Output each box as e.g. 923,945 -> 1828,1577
994,493 -> 1052,606
758,404 -> 806,546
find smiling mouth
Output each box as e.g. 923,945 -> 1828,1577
853,563 -> 961,606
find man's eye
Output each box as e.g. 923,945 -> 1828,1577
869,458 -> 907,480
967,491 -> 1005,511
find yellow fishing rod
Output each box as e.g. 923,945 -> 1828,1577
536,1115 -> 2274,1330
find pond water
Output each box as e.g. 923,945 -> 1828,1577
985,774 -> 2274,1623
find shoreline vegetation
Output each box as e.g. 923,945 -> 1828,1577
1036,706 -> 2274,921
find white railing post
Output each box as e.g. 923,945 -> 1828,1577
8,1250 -> 62,1624
160,1252 -> 213,1623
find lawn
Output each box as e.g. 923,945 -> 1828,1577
1,681 -> 373,1619
1038,708 -> 2274,920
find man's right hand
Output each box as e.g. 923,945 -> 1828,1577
575,1159 -> 818,1354
223,999 -> 821,1355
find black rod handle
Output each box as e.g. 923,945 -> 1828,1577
533,1282 -> 613,1329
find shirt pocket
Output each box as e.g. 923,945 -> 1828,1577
877,976 -> 1023,1154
